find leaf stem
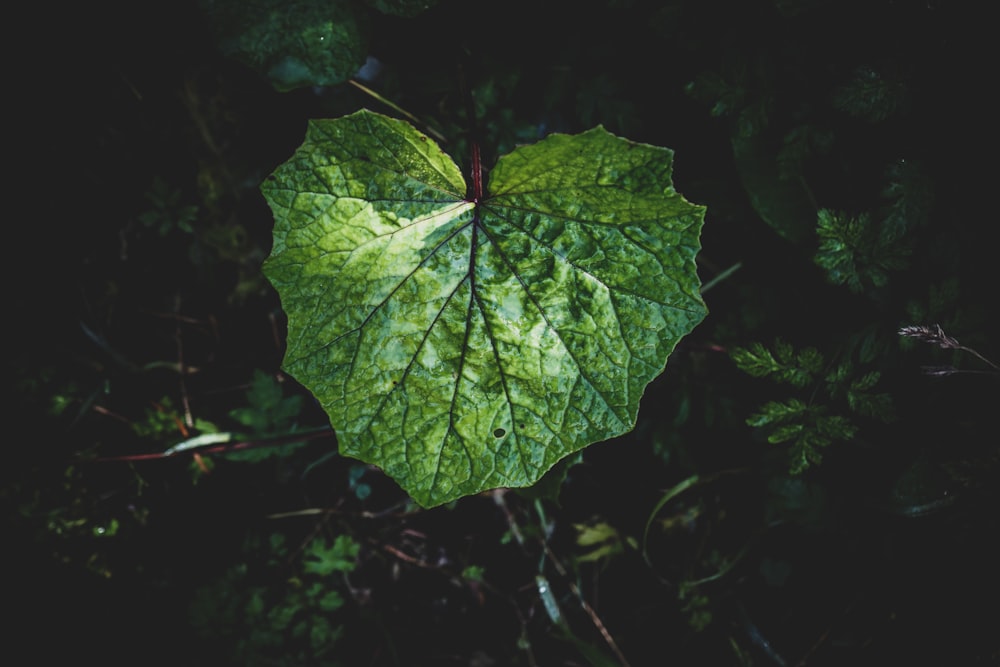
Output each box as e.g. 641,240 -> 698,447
700,261 -> 743,294
347,78 -> 447,143
471,142 -> 483,203
457,56 -> 486,202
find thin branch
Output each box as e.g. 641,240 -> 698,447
700,261 -> 743,294
348,79 -> 447,143
90,426 -> 333,462
173,295 -> 195,430
540,540 -> 635,667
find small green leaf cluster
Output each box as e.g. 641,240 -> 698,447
687,41 -> 933,285
733,340 -> 894,474
201,0 -> 439,92
832,65 -> 908,123
680,590 -> 712,632
746,399 -> 856,474
304,534 -> 361,576
225,370 -> 310,463
684,62 -> 771,140
814,209 -> 910,293
130,397 -> 189,441
229,370 -> 304,435
730,339 -> 823,388
813,160 -> 931,294
137,177 -> 198,237
190,532 -> 359,666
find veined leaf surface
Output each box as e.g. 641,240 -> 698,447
262,110 -> 706,506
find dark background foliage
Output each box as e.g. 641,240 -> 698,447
6,1 -> 998,665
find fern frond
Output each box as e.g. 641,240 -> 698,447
814,414 -> 857,440
732,340 -> 823,387
814,208 -> 911,293
824,361 -> 851,386
833,65 -> 907,122
788,430 -> 830,475
785,414 -> 855,475
881,159 -> 932,239
747,398 -> 808,428
748,399 -> 858,475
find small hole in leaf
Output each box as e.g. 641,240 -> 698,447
493,428 -> 506,438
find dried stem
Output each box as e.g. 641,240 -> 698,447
898,324 -> 1000,374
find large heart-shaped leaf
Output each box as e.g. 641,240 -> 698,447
262,110 -> 707,507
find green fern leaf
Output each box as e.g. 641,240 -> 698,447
788,430 -> 829,475
814,208 -> 911,293
732,340 -> 822,387
768,423 -> 806,444
833,65 -> 907,122
814,414 -> 857,440
749,399 -> 858,475
731,342 -> 781,378
882,160 -> 932,239
746,398 -> 807,428
846,372 -> 895,421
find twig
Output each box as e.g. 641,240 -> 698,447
540,540 -> 634,667
90,426 -> 333,462
266,500 -> 417,521
173,295 -> 194,430
495,491 -> 632,666
701,261 -> 743,294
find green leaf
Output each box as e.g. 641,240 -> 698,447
846,371 -> 895,421
262,110 -> 707,507
731,128 -> 816,244
767,422 -> 806,444
814,208 -> 911,293
731,340 -> 822,387
229,369 -> 304,435
882,159 -> 932,239
833,65 -> 907,123
572,520 -> 625,563
731,342 -> 780,378
202,0 -> 368,92
303,535 -> 360,576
